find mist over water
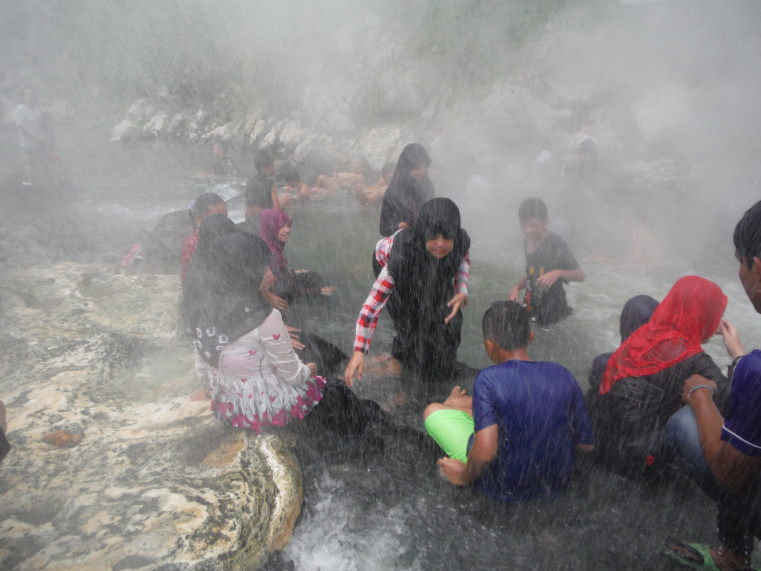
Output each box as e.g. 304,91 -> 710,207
2,1 -> 761,569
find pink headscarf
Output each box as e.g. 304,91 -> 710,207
258,209 -> 291,277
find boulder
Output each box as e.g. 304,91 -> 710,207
0,263 -> 303,570
110,120 -> 150,143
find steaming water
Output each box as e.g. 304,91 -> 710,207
7,128 -> 760,569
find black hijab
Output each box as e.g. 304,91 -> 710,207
183,232 -> 273,367
587,294 -> 659,391
388,197 -> 470,307
379,143 -> 435,236
619,294 -> 659,341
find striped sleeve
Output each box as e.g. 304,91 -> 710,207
455,250 -> 471,295
354,266 -> 395,354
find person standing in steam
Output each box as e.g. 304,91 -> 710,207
508,197 -> 585,326
345,198 -> 470,385
244,150 -> 280,232
379,143 -> 435,237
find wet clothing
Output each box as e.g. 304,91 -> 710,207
182,232 -> 361,433
245,173 -> 276,210
379,143 -> 435,237
424,409 -> 474,463
472,360 -> 594,503
523,232 -> 580,326
355,233 -> 470,354
259,209 -> 324,301
587,294 -> 659,395
592,277 -> 729,478
667,351 -> 761,558
593,351 -> 727,478
601,276 -> 727,394
355,198 -> 470,381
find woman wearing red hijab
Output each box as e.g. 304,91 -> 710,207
593,276 -> 730,481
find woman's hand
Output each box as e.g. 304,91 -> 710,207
264,291 -> 289,313
343,351 -> 365,387
286,326 -> 305,350
508,286 -> 521,302
720,319 -> 745,359
307,362 -> 318,376
398,221 -> 410,230
445,292 -> 468,324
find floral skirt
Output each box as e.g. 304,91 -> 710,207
196,355 -> 326,433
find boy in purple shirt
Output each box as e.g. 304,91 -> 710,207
424,300 -> 594,502
666,200 -> 761,570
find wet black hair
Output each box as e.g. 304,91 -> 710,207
190,192 -> 225,220
518,197 -> 548,222
281,164 -> 301,185
482,300 -> 530,351
254,150 -> 274,175
734,200 -> 761,268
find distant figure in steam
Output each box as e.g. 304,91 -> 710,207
425,301 -> 594,502
278,164 -> 314,210
379,143 -> 435,237
244,150 -> 280,231
313,156 -> 369,197
356,162 -> 395,207
508,198 -> 585,326
344,198 -> 470,385
211,139 -> 238,177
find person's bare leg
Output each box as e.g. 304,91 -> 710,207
423,387 -> 472,420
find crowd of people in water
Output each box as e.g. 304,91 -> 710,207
5,126 -> 761,569
164,142 -> 761,570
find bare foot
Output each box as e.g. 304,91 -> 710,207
380,391 -> 409,413
364,354 -> 402,378
189,389 -> 211,401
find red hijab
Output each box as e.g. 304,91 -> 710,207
599,276 -> 727,394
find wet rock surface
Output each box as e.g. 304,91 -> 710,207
0,263 -> 303,570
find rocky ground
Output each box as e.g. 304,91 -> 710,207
0,261 -> 304,570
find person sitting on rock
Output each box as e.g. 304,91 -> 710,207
182,232 -> 380,434
244,150 -> 280,232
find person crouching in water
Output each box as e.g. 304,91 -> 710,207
344,198 -> 470,386
425,301 -> 594,502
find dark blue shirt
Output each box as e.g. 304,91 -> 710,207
472,360 -> 594,502
722,350 -> 761,457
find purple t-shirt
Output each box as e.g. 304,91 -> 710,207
722,350 -> 761,457
471,360 -> 594,502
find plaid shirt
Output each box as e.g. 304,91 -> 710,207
354,233 -> 470,354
